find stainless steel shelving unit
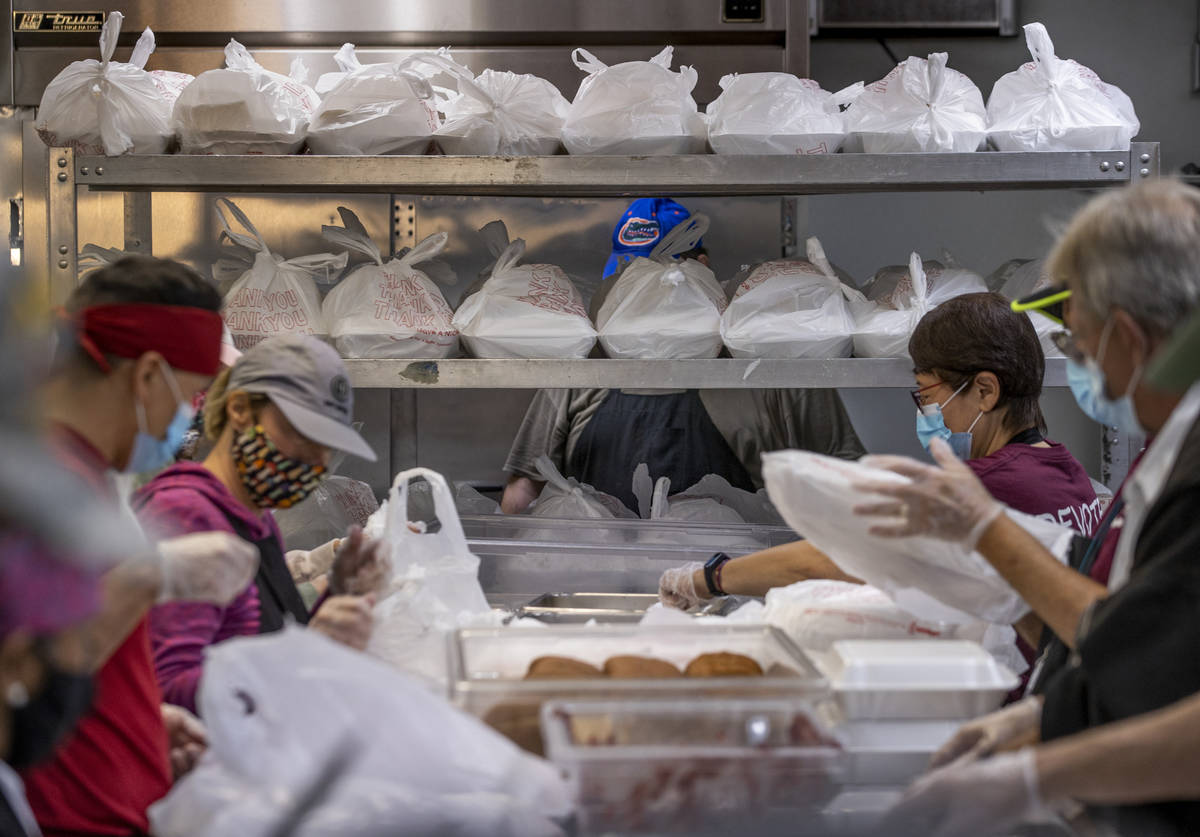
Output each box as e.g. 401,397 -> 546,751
46,143 -> 1159,390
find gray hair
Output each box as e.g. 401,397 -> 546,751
1048,179 -> 1200,339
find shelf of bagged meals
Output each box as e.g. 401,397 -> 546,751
340,356 -> 1071,389
65,145 -> 1158,196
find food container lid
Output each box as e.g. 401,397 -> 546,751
824,639 -> 1018,691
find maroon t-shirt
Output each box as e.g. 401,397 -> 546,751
967,441 -> 1101,537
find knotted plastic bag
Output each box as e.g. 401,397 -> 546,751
706,73 -> 863,155
562,46 -> 706,155
36,12 -> 174,155
436,67 -> 570,156
321,207 -> 459,358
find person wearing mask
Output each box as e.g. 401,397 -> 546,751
134,334 -> 390,715
854,179 -> 1200,835
21,256 -> 260,837
658,293 -> 1100,641
502,197 -> 865,514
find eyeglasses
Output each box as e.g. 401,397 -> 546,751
1051,330 -> 1087,365
909,381 -> 943,410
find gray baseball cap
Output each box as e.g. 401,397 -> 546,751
226,334 -> 376,462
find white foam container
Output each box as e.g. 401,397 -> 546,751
837,720 -> 960,785
821,639 -> 1018,720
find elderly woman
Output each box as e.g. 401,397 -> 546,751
658,291 -> 1099,608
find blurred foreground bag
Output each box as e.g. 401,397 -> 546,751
148,626 -> 569,837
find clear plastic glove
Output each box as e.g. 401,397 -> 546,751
328,526 -> 392,597
161,703 -> 207,781
157,531 -> 259,605
852,437 -> 1004,549
285,538 -> 341,584
658,561 -> 706,610
309,594 -> 375,651
883,749 -> 1056,837
931,696 -> 1043,769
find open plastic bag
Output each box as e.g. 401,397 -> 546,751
367,468 -> 500,689
173,39 -> 318,154
851,252 -> 987,358
988,23 -> 1139,152
452,223 -> 596,358
274,475 -> 380,552
722,237 -> 864,359
762,450 -> 1076,625
216,199 -> 346,350
844,53 -> 987,153
596,215 -> 726,359
148,626 -> 569,837
436,68 -> 570,156
321,207 -> 459,358
988,258 -> 1064,357
307,44 -> 441,155
36,13 -> 175,155
562,46 -> 706,155
527,455 -> 637,524
706,74 -> 862,155
649,476 -> 745,526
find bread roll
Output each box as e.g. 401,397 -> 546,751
483,702 -> 544,755
524,655 -> 605,680
603,655 -> 682,679
684,651 -> 764,677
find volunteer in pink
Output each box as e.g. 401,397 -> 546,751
134,334 -> 391,715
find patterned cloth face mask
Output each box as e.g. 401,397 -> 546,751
233,425 -> 325,508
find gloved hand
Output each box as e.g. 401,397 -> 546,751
157,531 -> 259,605
328,526 -> 392,597
658,562 -> 707,610
931,696 -> 1043,769
852,437 -> 1005,549
309,594 -> 375,651
883,749 -> 1056,837
286,538 -> 341,584
161,703 -> 207,780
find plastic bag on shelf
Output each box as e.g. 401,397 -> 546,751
706,74 -> 863,155
844,52 -> 987,153
36,13 -> 174,156
851,252 -> 987,358
762,449 -> 1075,625
562,46 -> 706,155
216,199 -> 346,350
527,455 -> 637,525
452,223 -> 596,359
436,68 -> 570,156
988,258 -> 1063,357
306,43 -> 442,155
173,39 -> 319,154
649,476 -> 746,526
274,475 -> 380,552
148,626 -> 569,837
596,215 -> 727,359
456,483 -> 502,516
987,23 -> 1139,152
721,237 -> 865,359
321,207 -> 459,358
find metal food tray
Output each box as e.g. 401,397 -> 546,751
517,592 -> 745,623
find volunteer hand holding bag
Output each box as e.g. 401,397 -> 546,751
706,74 -> 863,155
722,236 -> 864,359
453,227 -> 596,359
987,22 -> 1139,152
596,214 -> 727,359
321,207 -> 459,358
217,198 -> 345,350
36,12 -> 174,155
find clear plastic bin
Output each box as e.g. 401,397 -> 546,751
837,720 -> 960,785
541,697 -> 846,834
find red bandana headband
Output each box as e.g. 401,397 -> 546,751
67,304 -> 224,377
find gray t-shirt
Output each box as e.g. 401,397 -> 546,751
504,387 -> 865,488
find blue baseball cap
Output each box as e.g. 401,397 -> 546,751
602,198 -> 699,279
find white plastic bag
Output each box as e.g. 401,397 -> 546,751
562,46 -> 706,155
987,23 -> 1139,152
436,68 -> 570,156
216,199 -> 346,350
274,475 -> 380,552
174,40 -> 318,154
452,224 -> 596,359
148,626 -> 569,837
321,207 -> 459,358
307,44 -> 441,155
649,476 -> 745,526
36,13 -> 174,155
596,215 -> 727,359
456,483 -> 502,516
762,450 -> 1075,625
844,53 -> 987,153
851,253 -> 987,358
528,455 -> 636,523
987,258 -> 1064,357
706,74 -> 862,155
722,237 -> 864,359
368,468 -> 499,688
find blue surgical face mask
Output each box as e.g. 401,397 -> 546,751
915,378 -> 983,459
125,361 -> 195,474
1066,319 -> 1144,435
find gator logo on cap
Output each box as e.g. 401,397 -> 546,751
330,374 -> 350,404
617,217 -> 661,248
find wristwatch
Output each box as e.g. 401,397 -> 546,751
703,552 -> 732,597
